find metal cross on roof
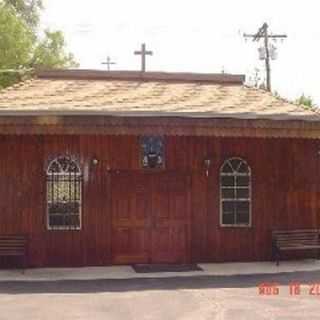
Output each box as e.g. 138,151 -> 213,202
134,43 -> 153,72
102,56 -> 116,71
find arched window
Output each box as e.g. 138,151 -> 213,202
46,156 -> 82,230
220,158 -> 251,226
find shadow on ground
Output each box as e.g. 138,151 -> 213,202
0,270 -> 319,294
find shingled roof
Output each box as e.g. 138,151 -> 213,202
0,69 -> 318,122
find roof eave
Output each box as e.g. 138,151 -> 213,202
36,69 -> 246,85
0,109 -> 319,122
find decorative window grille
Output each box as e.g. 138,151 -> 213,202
220,158 -> 251,226
46,156 -> 82,230
140,136 -> 165,169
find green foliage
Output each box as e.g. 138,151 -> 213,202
3,0 -> 43,28
31,30 -> 78,68
296,94 -> 314,108
0,4 -> 34,68
0,0 -> 77,89
0,72 -> 21,89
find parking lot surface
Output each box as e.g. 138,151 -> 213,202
1,270 -> 320,319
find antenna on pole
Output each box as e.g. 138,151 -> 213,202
244,23 -> 287,91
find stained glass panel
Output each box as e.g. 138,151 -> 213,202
140,136 -> 165,169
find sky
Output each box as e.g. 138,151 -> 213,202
41,0 -> 320,105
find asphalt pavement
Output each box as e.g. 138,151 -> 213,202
0,270 -> 319,319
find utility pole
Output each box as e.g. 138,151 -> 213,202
244,23 -> 287,91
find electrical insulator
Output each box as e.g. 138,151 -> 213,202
270,45 -> 278,60
258,47 -> 266,60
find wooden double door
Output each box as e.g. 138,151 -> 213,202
110,171 -> 191,264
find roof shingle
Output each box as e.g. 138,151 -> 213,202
0,70 -> 318,122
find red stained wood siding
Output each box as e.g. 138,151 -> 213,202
0,135 -> 318,267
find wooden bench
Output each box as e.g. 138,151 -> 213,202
0,235 -> 28,270
272,229 -> 320,266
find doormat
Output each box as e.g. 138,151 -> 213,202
132,264 -> 203,273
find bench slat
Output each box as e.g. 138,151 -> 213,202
277,239 -> 320,243
279,245 -> 320,250
0,235 -> 27,239
272,229 -> 319,234
0,252 -> 26,254
278,242 -> 320,247
0,252 -> 26,255
276,237 -> 318,242
0,248 -> 26,250
0,235 -> 27,257
0,241 -> 26,244
0,244 -> 25,246
277,244 -> 320,248
273,233 -> 319,238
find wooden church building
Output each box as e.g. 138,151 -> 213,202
0,69 -> 319,267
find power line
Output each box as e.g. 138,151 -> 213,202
244,23 -> 287,91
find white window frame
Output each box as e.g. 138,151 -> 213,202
220,157 -> 252,227
46,157 -> 82,231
